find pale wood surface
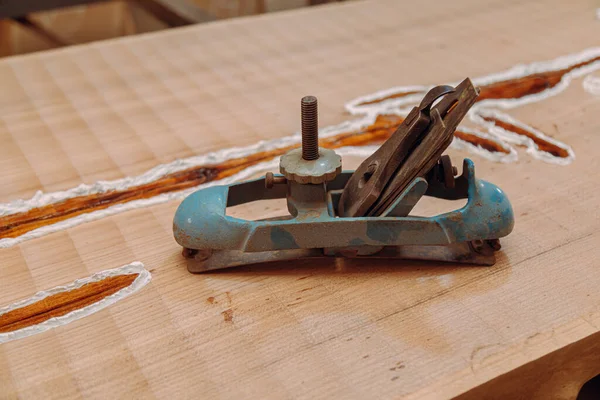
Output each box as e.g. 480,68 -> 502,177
1,0 -> 599,398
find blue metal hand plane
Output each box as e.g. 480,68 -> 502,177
174,79 -> 514,273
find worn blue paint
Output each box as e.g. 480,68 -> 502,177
173,159 -> 514,252
270,226 -> 299,250
365,222 -> 401,243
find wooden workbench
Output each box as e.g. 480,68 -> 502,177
1,0 -> 599,398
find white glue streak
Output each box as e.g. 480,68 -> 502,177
345,47 -> 600,164
449,127 -> 518,164
346,47 -> 600,114
0,262 -> 151,344
0,48 -> 599,248
471,109 -> 575,165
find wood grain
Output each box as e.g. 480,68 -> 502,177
0,0 -> 599,399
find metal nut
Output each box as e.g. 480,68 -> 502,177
280,147 -> 342,184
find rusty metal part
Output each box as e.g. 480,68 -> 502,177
337,85 -> 453,217
440,155 -> 456,189
427,155 -> 459,190
338,79 -> 479,217
363,80 -> 478,217
265,172 -> 287,189
301,96 -> 319,161
279,95 -> 341,184
469,239 -> 498,257
182,248 -> 198,258
183,248 -> 212,261
487,239 -> 502,251
471,239 -> 485,253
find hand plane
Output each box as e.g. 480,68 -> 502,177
173,79 -> 514,273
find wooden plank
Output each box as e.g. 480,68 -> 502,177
0,0 -> 599,398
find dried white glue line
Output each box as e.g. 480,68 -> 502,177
471,109 -> 575,166
347,46 -> 600,165
0,47 -> 599,249
0,262 -> 151,344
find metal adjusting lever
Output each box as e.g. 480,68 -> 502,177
338,78 -> 479,217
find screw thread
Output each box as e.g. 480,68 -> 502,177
301,96 -> 319,160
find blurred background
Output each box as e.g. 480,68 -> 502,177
0,0 -> 344,57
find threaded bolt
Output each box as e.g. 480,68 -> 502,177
301,95 -> 319,161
